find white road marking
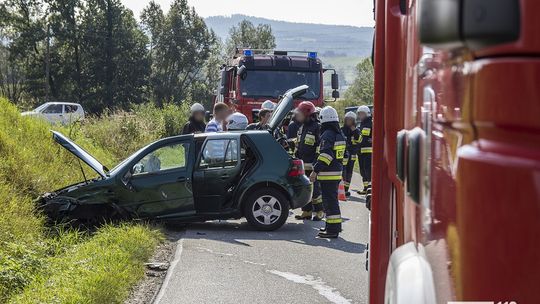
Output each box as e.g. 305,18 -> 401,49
243,260 -> 266,266
195,246 -> 234,256
267,270 -> 352,304
153,238 -> 184,304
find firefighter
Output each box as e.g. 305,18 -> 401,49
182,103 -> 206,134
356,105 -> 373,194
310,106 -> 346,238
293,101 -> 323,221
247,109 -> 271,130
286,115 -> 300,155
341,111 -> 361,197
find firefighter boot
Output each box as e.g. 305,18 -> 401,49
312,211 -> 325,221
317,229 -> 339,239
295,211 -> 312,220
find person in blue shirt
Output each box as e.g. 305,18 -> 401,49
205,103 -> 230,133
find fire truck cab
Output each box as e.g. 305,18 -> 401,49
217,49 -> 339,122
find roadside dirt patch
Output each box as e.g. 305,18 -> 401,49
125,229 -> 184,304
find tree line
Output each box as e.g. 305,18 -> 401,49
0,0 -> 276,113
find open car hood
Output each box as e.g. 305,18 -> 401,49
52,131 -> 108,178
268,85 -> 309,132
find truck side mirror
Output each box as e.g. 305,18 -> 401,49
332,90 -> 340,99
331,73 -> 339,90
237,65 -> 247,79
220,69 -> 227,95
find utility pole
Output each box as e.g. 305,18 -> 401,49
45,23 -> 50,102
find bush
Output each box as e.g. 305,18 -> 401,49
0,98 -> 162,303
80,102 -> 190,160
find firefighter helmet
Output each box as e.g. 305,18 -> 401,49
344,111 -> 356,121
319,106 -> 339,123
227,112 -> 249,130
261,100 -> 276,111
357,105 -> 371,117
296,101 -> 317,117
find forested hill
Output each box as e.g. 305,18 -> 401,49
205,14 -> 374,58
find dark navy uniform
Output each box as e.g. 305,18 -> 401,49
341,126 -> 361,193
314,125 -> 346,233
357,116 -> 373,190
286,120 -> 300,156
296,119 -> 322,213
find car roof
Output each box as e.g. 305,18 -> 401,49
44,102 -> 82,106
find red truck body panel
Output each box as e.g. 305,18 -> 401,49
370,0 -> 540,303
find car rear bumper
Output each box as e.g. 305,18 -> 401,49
288,177 -> 313,209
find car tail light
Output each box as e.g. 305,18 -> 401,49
289,159 -> 305,177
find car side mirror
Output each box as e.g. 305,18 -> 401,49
122,169 -> 134,190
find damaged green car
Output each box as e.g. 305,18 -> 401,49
39,86 -> 312,231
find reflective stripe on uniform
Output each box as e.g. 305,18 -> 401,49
304,163 -> 313,170
312,195 -> 322,204
342,158 -> 349,165
352,138 -> 361,144
317,171 -> 342,181
362,128 -> 371,136
351,155 -> 358,160
318,153 -> 333,165
326,215 -> 342,224
361,147 -> 373,154
363,181 -> 369,186
304,134 -> 316,146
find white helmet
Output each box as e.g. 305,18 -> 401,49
261,100 -> 276,111
319,106 -> 339,124
357,105 -> 371,116
190,103 -> 205,113
227,112 -> 249,130
344,111 -> 356,121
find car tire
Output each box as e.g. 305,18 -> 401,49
243,188 -> 290,231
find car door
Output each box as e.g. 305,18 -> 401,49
193,137 -> 242,213
127,140 -> 195,218
41,104 -> 63,123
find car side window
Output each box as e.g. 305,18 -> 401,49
65,105 -> 77,113
132,143 -> 189,175
42,104 -> 62,114
200,139 -> 239,169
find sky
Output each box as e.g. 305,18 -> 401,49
121,0 -> 375,27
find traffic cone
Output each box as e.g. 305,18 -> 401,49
338,181 -> 347,201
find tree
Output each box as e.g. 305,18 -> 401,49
79,0 -> 150,112
345,58 -> 374,104
148,0 -> 216,104
225,20 -> 276,56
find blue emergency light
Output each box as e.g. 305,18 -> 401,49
308,52 -> 318,59
243,49 -> 253,57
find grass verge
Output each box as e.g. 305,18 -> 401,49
0,98 -> 163,303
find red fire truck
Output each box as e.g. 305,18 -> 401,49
370,0 -> 540,303
217,49 -> 339,122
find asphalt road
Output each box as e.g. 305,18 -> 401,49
155,173 -> 370,304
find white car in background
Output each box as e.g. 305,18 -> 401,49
21,102 -> 85,124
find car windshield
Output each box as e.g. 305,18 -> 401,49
240,70 -> 320,100
34,103 -> 50,112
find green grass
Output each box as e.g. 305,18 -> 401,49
0,98 -> 162,303
11,225 -> 161,304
